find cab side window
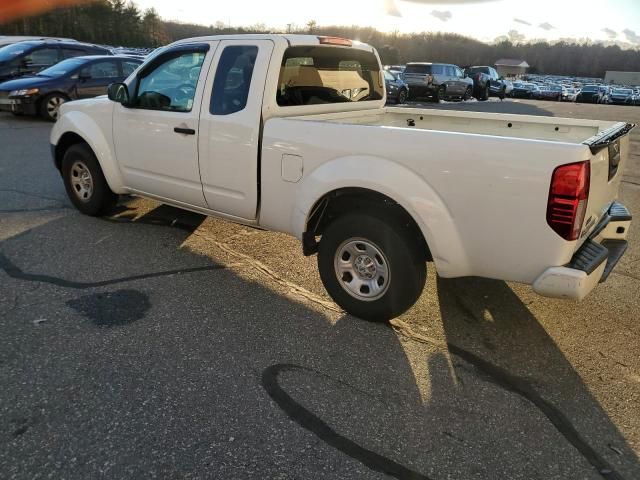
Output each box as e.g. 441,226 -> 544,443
210,45 -> 258,115
133,50 -> 206,112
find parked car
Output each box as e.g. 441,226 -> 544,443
576,84 -> 602,103
510,82 -> 538,98
0,55 -> 141,121
503,79 -> 514,96
0,40 -> 111,82
385,65 -> 405,76
0,36 -> 76,48
561,87 -> 579,102
536,85 -> 563,101
51,34 -> 634,321
403,62 -> 473,102
607,88 -> 634,105
464,65 -> 508,100
597,85 -> 611,104
384,70 -> 409,104
529,84 -> 544,99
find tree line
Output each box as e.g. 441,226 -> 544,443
1,0 -> 639,78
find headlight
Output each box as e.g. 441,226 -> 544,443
9,88 -> 39,97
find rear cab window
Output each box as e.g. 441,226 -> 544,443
276,46 -> 383,106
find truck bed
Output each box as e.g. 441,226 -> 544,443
296,106 -> 619,144
260,107 -> 632,285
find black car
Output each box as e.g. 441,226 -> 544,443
576,84 -> 602,103
464,65 -> 508,100
384,70 -> 409,104
0,55 -> 142,121
510,82 -> 537,98
0,40 -> 111,82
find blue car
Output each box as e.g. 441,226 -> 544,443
0,55 -> 142,121
384,71 -> 409,104
384,70 -> 409,104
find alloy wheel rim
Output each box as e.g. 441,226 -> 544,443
70,161 -> 93,202
47,96 -> 65,120
334,238 -> 390,301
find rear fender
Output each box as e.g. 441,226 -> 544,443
293,155 -> 470,278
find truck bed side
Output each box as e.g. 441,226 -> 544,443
259,116 -> 600,283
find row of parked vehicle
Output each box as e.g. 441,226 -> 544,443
384,62 -> 640,107
0,37 -> 146,120
510,80 -> 640,105
383,62 -> 514,103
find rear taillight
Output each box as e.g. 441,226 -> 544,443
547,161 -> 590,240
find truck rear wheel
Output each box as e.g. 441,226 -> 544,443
61,143 -> 117,216
318,211 -> 426,322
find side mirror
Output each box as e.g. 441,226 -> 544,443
107,82 -> 130,105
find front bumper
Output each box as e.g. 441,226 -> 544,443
533,202 -> 631,300
0,96 -> 38,115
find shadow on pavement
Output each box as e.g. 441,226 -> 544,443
437,277 -> 639,479
0,203 -> 638,479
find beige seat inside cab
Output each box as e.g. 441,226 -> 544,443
279,65 -> 369,100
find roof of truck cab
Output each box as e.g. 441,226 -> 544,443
170,34 -> 375,52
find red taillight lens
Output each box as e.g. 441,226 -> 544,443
547,161 -> 590,240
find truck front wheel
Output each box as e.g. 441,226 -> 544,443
61,143 -> 117,216
318,211 -> 426,322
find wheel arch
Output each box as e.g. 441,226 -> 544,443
303,187 -> 431,262
290,156 -> 471,278
51,110 -> 126,193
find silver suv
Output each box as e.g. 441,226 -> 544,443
403,62 -> 473,102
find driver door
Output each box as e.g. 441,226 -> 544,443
113,42 -> 217,207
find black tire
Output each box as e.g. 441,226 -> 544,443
434,85 -> 446,103
482,84 -> 490,101
499,87 -> 506,100
397,89 -> 407,104
39,93 -> 68,122
318,210 -> 427,322
463,86 -> 473,101
61,143 -> 117,216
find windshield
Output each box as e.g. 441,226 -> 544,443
0,42 -> 36,62
38,57 -> 86,77
383,71 -> 396,81
612,88 -> 632,94
467,67 -> 488,74
582,85 -> 598,92
277,46 -> 384,106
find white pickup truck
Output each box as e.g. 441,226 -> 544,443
51,34 -> 634,322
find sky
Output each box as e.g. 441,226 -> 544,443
133,0 -> 640,46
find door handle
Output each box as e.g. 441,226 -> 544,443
174,127 -> 196,135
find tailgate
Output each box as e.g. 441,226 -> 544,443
581,122 -> 635,239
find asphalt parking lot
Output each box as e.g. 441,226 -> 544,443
1,99 -> 639,479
